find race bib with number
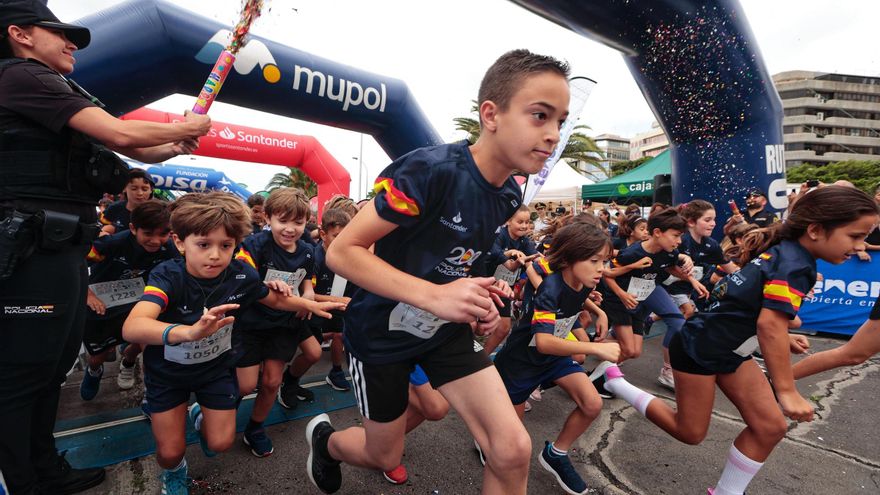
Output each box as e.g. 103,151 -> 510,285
388,303 -> 449,340
529,313 -> 579,346
264,268 -> 306,296
330,274 -> 348,297
493,264 -> 521,286
89,278 -> 145,308
627,277 -> 656,301
164,323 -> 233,365
663,266 -> 705,287
732,335 -> 760,357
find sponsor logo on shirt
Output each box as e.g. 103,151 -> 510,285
436,246 -> 482,277
4,305 -> 54,315
440,214 -> 468,233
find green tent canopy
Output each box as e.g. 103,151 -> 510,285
581,150 -> 671,202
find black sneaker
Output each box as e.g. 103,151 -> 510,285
278,375 -> 315,409
539,441 -> 588,495
588,361 -> 615,399
306,413 -> 342,493
37,451 -> 106,495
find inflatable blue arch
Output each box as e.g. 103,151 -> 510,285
72,0 -> 785,227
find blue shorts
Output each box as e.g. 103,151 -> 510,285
496,358 -> 585,405
144,368 -> 239,413
409,364 -> 429,386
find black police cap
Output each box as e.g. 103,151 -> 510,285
0,0 -> 90,49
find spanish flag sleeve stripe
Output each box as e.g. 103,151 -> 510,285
374,177 -> 420,216
759,253 -> 773,260
235,248 -> 256,269
532,310 -> 556,325
143,286 -> 168,307
763,280 -> 804,310
98,213 -> 112,226
86,246 -> 105,263
537,258 -> 552,276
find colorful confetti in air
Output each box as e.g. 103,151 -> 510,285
228,0 -> 265,54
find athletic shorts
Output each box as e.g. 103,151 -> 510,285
497,358 -> 585,405
236,323 -> 312,367
669,332 -> 718,376
670,293 -> 694,309
347,330 -> 491,423
144,368 -> 239,413
604,298 -> 647,335
83,313 -> 129,355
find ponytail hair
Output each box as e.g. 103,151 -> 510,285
545,223 -> 612,272
738,185 -> 879,265
679,199 -> 714,222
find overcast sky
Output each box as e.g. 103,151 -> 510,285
52,0 -> 879,199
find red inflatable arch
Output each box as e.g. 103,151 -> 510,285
122,108 -> 351,215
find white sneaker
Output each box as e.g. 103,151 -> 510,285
657,366 -> 675,390
524,400 -> 533,412
529,387 -> 543,402
117,362 -> 136,390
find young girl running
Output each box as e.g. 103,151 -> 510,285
602,185 -> 879,495
494,223 -> 620,494
612,214 -> 648,255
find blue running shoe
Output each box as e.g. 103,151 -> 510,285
79,365 -> 103,401
243,426 -> 274,458
187,403 -> 216,458
325,370 -> 350,391
160,463 -> 190,495
539,441 -> 588,495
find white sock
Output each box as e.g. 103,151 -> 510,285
169,458 -> 187,472
714,445 -> 763,495
549,442 -> 567,456
604,375 -> 655,416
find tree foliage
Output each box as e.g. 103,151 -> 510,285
787,161 -> 880,193
610,156 -> 650,177
265,167 -> 317,197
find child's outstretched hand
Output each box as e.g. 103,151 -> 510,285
425,277 -> 496,323
186,304 -> 239,341
777,390 -> 814,423
473,302 -> 501,337
593,312 -> 609,341
692,280 -> 710,299
620,291 -> 639,310
308,300 -> 347,319
86,290 -> 106,316
593,342 -> 621,363
265,279 -> 293,297
633,257 -> 653,269
789,334 -> 811,354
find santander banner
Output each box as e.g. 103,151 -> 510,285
121,108 -> 350,214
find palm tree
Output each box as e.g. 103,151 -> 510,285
453,103 -> 607,180
265,167 -> 317,197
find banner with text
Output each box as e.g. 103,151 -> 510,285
798,256 -> 880,336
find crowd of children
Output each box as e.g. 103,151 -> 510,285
66,49 -> 880,495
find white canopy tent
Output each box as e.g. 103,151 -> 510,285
522,164 -> 595,204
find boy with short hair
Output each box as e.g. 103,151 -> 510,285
81,200 -> 178,400
234,187 -> 321,457
99,168 -> 155,236
122,192 -> 341,494
306,49 -> 572,494
310,208 -> 356,392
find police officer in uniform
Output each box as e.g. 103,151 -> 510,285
0,2 -> 212,493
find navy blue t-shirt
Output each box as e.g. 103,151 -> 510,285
86,231 -> 179,320
140,258 -> 269,384
665,232 -> 725,295
495,271 -> 589,379
234,230 -> 314,330
680,240 -> 816,373
344,141 -> 522,364
602,242 -> 680,303
311,241 -> 359,332
99,201 -> 131,233
485,225 -> 538,285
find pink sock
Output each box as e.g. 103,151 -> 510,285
603,366 -> 655,416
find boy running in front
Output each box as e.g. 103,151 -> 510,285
304,49 -> 571,495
